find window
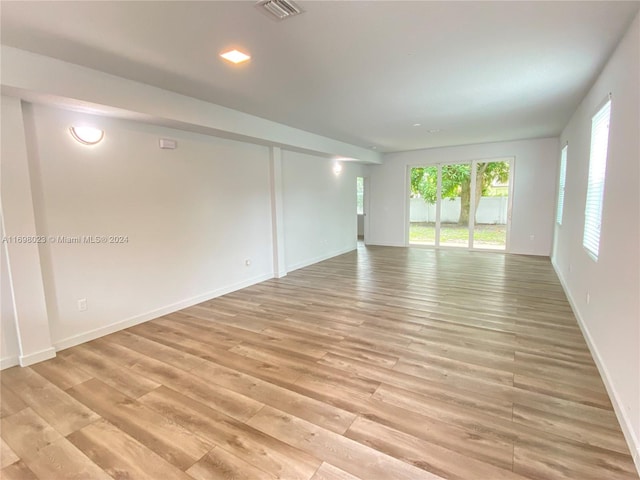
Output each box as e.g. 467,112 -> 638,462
357,177 -> 364,215
583,99 -> 611,260
556,145 -> 568,225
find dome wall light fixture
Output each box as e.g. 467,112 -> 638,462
333,162 -> 343,175
69,126 -> 104,145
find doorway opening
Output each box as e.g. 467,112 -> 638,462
408,158 -> 513,251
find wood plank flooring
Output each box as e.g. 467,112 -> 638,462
1,244 -> 637,479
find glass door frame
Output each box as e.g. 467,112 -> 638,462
405,157 -> 515,252
357,176 -> 371,244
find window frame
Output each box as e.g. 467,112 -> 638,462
556,144 -> 568,225
356,176 -> 364,215
583,97 -> 612,261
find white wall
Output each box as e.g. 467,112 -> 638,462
1,96 -> 56,366
1,234 -> 20,368
552,13 -> 639,468
368,138 -> 559,254
0,46 -> 383,362
1,100 -> 369,359
25,103 -> 275,348
282,152 -> 365,271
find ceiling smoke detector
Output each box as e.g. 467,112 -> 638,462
256,0 -> 303,21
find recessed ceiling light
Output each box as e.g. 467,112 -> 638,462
413,123 -> 421,127
428,129 -> 441,134
370,146 -> 378,150
220,49 -> 251,64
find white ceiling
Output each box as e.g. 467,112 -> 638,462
1,1 -> 638,153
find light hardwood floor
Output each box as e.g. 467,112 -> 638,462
1,244 -> 638,480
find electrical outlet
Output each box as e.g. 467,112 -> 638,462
586,292 -> 590,305
529,234 -> 535,241
78,298 -> 87,312
245,259 -> 251,266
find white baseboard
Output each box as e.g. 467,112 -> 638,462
1,355 -> 19,369
552,259 -> 640,475
363,241 -> 406,247
286,246 -> 356,273
53,272 -> 273,353
18,347 -> 56,367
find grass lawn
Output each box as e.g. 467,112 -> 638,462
410,222 -> 506,246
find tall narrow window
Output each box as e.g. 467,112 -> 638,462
583,99 -> 611,260
356,177 -> 364,215
556,145 -> 568,225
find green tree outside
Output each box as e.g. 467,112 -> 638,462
410,162 -> 509,226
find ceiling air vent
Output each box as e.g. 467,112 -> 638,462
256,0 -> 303,21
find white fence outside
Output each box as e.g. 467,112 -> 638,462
410,196 -> 508,224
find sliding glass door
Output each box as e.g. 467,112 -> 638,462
409,166 -> 437,246
439,163 -> 471,248
409,158 -> 512,251
472,160 -> 510,250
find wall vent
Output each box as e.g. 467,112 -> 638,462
256,0 -> 303,21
